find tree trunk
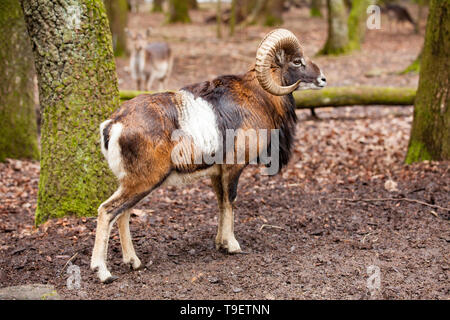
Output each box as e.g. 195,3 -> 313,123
168,0 -> 191,23
152,0 -> 164,12
229,0 -> 236,36
104,0 -> 128,56
415,0 -> 424,34
217,0 -> 222,38
119,87 -> 417,107
319,0 -> 350,55
347,0 -> 373,51
311,0 -> 323,17
187,0 -> 198,10
235,0 -> 255,24
0,0 -> 39,162
406,0 -> 449,163
20,0 -> 120,224
242,0 -> 266,25
263,0 -> 284,26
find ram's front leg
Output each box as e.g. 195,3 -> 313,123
211,167 -> 243,254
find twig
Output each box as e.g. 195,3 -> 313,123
259,224 -> 285,232
60,252 -> 78,274
332,197 -> 449,212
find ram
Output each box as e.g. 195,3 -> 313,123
91,29 -> 326,283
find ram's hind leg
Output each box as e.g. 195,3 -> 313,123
91,184 -> 152,283
90,187 -> 124,283
117,210 -> 142,270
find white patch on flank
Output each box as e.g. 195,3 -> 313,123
100,121 -> 126,180
178,90 -> 221,156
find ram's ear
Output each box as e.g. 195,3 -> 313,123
275,49 -> 286,66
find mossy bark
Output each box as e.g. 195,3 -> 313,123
406,0 -> 449,164
0,0 -> 39,162
319,0 -> 350,55
311,0 -> 323,17
20,0 -> 119,224
104,0 -> 128,56
347,0 -> 373,51
167,0 -> 191,23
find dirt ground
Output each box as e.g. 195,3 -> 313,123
0,5 -> 449,300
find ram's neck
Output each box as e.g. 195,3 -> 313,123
242,68 -> 297,125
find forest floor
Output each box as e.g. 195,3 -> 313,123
1,5 -> 449,299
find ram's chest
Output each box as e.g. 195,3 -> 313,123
175,90 -> 221,156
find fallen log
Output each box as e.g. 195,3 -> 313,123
293,86 -> 416,108
119,86 -> 417,108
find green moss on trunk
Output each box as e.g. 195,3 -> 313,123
20,0 -> 119,224
167,0 -> 191,23
347,0 -> 373,51
0,0 -> 39,162
319,0 -> 350,55
263,0 -> 284,26
406,0 -> 449,163
152,0 -> 163,12
310,0 -> 323,17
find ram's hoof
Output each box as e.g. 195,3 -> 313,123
102,275 -> 119,284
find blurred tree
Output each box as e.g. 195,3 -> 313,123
229,0 -> 236,35
235,0 -> 256,24
264,0 -> 284,26
415,0 -> 422,34
0,0 -> 39,162
19,0 -> 119,224
104,0 -> 128,56
152,0 -> 164,12
187,0 -> 198,10
311,0 -> 323,17
347,0 -> 374,51
319,0 -> 350,55
217,0 -> 222,38
406,0 -> 449,163
168,0 -> 191,23
242,0 -> 284,26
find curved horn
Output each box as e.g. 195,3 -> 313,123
255,29 -> 302,96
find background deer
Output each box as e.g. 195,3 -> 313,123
126,28 -> 173,91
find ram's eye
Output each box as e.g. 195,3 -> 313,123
293,58 -> 305,66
